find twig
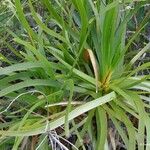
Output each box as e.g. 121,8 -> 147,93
45,101 -> 84,108
0,90 -> 41,114
57,134 -> 78,150
48,131 -> 69,150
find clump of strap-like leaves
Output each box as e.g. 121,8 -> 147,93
0,0 -> 150,149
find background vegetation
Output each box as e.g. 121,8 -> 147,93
0,0 -> 150,150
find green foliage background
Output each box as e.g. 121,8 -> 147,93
0,0 -> 150,149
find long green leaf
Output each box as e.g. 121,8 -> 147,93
0,79 -> 60,97
0,92 -> 116,136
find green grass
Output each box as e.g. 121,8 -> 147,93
0,0 -> 150,149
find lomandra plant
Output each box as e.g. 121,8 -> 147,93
0,0 -> 150,149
